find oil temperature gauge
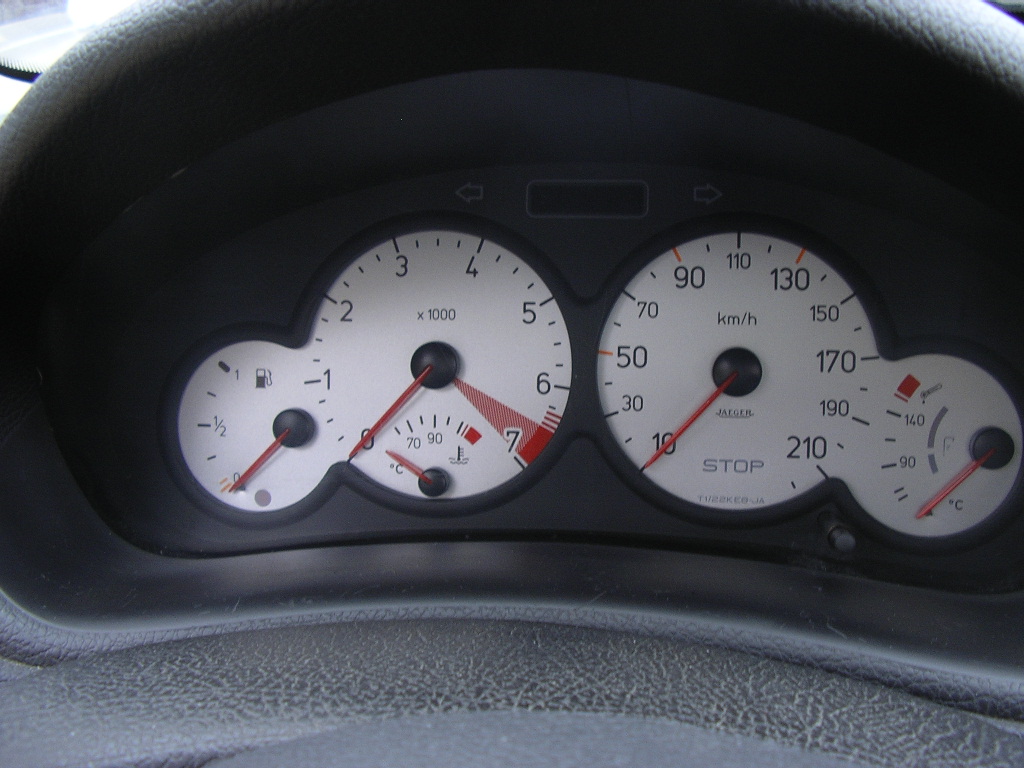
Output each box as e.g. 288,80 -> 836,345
844,355 -> 1023,538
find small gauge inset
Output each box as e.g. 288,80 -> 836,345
844,355 -> 1023,538
176,340 -> 341,512
372,411 -> 493,498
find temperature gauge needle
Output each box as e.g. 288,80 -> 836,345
916,447 -> 996,519
385,450 -> 433,484
349,365 -> 433,459
642,371 -> 738,471
228,428 -> 291,492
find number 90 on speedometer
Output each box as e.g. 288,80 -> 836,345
597,229 -> 881,522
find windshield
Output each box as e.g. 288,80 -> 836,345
0,0 -> 135,121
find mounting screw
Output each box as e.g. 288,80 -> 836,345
827,525 -> 857,554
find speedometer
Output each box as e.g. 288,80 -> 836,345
597,228 -> 880,522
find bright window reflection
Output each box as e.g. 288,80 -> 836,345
0,0 -> 137,121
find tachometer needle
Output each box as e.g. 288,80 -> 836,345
348,365 -> 433,459
642,371 -> 738,471
916,447 -> 996,519
228,428 -> 291,492
385,450 -> 433,484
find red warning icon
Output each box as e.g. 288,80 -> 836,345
894,374 -> 921,402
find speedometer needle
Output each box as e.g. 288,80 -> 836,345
642,371 -> 738,471
348,365 -> 433,459
916,447 -> 996,519
228,428 -> 291,492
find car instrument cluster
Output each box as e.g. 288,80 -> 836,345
39,74 -> 1024,588
168,218 -> 1022,549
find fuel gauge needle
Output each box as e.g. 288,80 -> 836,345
228,428 -> 291,492
916,447 -> 996,519
642,371 -> 738,470
348,365 -> 433,459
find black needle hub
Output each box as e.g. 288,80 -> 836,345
971,427 -> 1015,469
272,409 -> 316,447
419,467 -> 450,497
712,347 -> 762,396
411,341 -> 460,389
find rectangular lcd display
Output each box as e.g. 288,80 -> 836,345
526,180 -> 648,218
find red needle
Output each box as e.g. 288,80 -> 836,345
227,428 -> 291,492
916,448 -> 996,519
348,365 -> 433,459
642,371 -> 738,471
385,450 -> 432,484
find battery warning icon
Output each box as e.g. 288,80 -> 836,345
894,374 -> 921,402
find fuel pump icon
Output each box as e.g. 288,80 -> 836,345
255,368 -> 272,388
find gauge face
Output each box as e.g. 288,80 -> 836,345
844,356 -> 1022,538
597,231 -> 880,517
175,225 -> 572,512
177,340 -> 339,512
320,229 -> 571,500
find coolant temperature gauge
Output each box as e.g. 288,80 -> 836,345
845,355 -> 1023,538
366,411 -> 497,498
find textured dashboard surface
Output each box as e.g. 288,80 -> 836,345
204,712 -> 867,768
3,619 -> 1023,768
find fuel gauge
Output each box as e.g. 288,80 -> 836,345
176,339 -> 341,512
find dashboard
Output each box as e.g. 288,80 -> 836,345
5,2 -> 1024,766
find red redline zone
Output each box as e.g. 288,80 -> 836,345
453,377 -> 560,464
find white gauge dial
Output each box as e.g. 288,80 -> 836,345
598,231 -> 880,514
319,228 -> 571,499
845,355 -> 1022,537
176,340 -> 341,512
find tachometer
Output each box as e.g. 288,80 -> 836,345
174,222 -> 572,514
324,228 -> 571,501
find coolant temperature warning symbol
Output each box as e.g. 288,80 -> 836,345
894,374 -> 921,402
